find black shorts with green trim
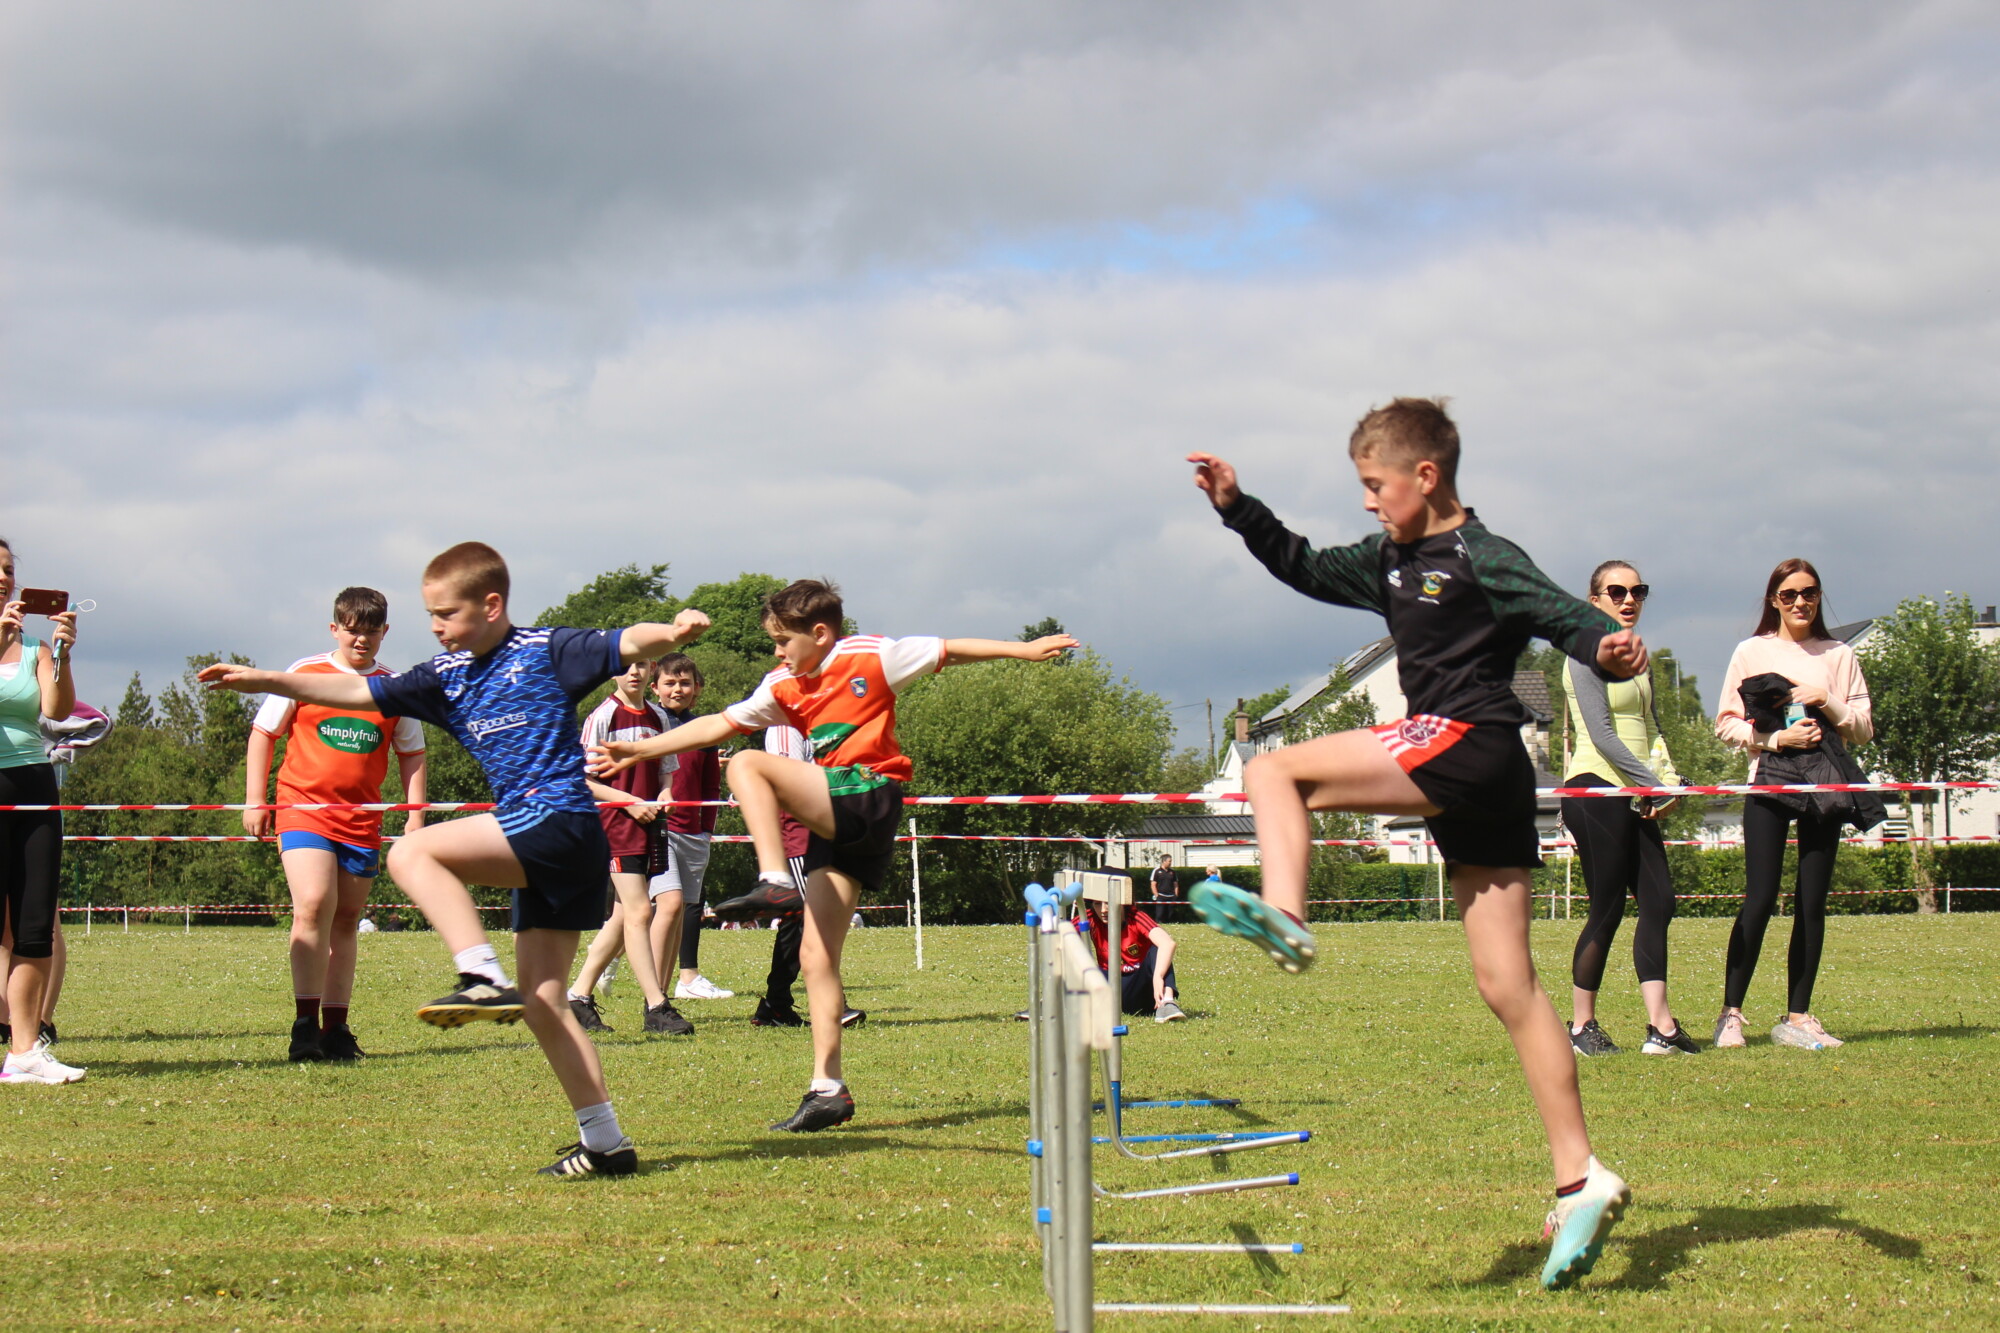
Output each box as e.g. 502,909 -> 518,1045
802,767 -> 904,892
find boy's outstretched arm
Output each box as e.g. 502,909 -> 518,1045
590,712 -> 737,777
619,609 -> 710,665
943,634 -> 1079,666
198,662 -> 376,709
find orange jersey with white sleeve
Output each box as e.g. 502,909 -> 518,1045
723,635 -> 945,787
253,655 -> 426,849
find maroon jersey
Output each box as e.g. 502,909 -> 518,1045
663,709 -> 721,835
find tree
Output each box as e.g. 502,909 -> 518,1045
895,651 -> 1174,921
1857,593 -> 2000,912
533,564 -> 677,631
1019,617 -> 1066,642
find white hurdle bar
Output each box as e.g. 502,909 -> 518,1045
1021,881 -> 1348,1328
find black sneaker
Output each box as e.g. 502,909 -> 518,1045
569,994 -> 612,1033
288,1015 -> 325,1063
751,999 -> 805,1027
643,1001 -> 695,1036
1641,1023 -> 1701,1055
319,1023 -> 365,1062
840,1008 -> 866,1028
771,1086 -> 855,1133
537,1138 -> 638,1179
417,974 -> 525,1028
711,878 -> 805,923
1570,1019 -> 1621,1057
37,1020 -> 57,1047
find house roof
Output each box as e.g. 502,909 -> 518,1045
1129,814 -> 1259,838
1828,618 -> 1874,645
1512,669 -> 1554,723
1259,634 -> 1396,724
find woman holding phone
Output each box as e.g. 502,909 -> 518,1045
1712,558 -> 1871,1051
1560,561 -> 1696,1056
0,537 -> 84,1084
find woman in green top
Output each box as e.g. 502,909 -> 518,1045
1560,561 -> 1697,1057
0,536 -> 84,1084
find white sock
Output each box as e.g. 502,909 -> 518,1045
809,1077 -> 845,1095
576,1101 -> 624,1153
760,870 -> 794,887
567,990 -> 590,1004
452,944 -> 509,987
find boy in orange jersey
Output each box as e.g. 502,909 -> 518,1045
593,579 -> 1075,1131
244,587 -> 427,1064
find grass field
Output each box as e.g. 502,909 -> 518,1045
1,913 -> 1995,1330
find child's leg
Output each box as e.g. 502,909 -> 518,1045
383,815 -> 524,955
1454,865 -> 1592,1187
609,874 -> 665,1007
514,928 -> 611,1111
648,888 -> 682,987
321,868 -> 374,1016
723,751 -> 836,877
282,847 -> 342,1010
572,901 -> 626,995
1242,730 -> 1438,918
798,866 -> 861,1082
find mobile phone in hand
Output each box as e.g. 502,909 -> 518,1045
18,588 -> 68,616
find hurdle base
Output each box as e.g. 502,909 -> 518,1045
1097,1302 -> 1351,1316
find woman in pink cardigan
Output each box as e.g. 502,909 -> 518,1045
1712,558 -> 1872,1051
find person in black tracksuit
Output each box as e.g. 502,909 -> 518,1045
1190,398 -> 1651,1291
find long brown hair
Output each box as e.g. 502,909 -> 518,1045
1753,557 -> 1830,639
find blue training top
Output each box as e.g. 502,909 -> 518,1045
368,625 -> 624,835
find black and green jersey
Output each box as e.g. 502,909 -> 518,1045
1220,494 -> 1619,727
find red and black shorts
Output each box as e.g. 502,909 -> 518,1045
1370,716 -> 1542,869
802,772 -> 904,892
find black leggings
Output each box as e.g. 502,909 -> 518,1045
0,764 -> 62,960
1724,795 -> 1841,1014
1561,776 -> 1674,991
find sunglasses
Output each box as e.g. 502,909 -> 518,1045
1775,586 -> 1822,605
1599,584 -> 1649,603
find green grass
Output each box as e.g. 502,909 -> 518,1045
2,915 -> 1995,1330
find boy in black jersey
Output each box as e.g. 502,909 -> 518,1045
1188,398 -> 1647,1291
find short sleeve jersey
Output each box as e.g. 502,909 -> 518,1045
253,654 -> 426,849
1083,909 -> 1161,975
367,626 -> 624,835
579,694 -> 677,858
662,710 -> 722,836
722,635 -> 945,791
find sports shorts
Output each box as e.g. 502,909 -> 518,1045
1371,716 -> 1542,869
649,831 -> 713,902
277,829 -> 381,878
801,770 -> 904,892
506,810 -> 614,933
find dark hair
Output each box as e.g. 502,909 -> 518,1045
333,586 -> 389,629
656,652 -> 703,685
1348,397 -> 1460,488
763,579 -> 844,634
1752,557 -> 1830,639
1587,560 -> 1640,597
423,542 -> 510,602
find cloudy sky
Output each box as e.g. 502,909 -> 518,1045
5,1 -> 1996,756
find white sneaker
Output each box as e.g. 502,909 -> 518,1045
674,975 -> 734,1000
1,1048 -> 86,1085
1540,1155 -> 1630,1290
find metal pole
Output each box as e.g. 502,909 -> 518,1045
1060,943 -> 1095,1332
910,816 -> 924,970
185,904 -> 191,934
1038,909 -> 1072,1323
86,904 -> 91,936
124,906 -> 129,934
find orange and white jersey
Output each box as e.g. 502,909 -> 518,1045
723,635 -> 944,784
254,655 -> 426,849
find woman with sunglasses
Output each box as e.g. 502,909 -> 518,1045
1560,563 -> 1696,1057
1712,558 -> 1871,1050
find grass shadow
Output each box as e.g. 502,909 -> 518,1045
1838,1025 -> 1994,1043
661,1133 -> 1021,1168
1459,1202 -> 1923,1292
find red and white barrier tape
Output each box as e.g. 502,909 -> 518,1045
8,778 -> 2000,813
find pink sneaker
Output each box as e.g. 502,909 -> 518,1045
1712,1010 -> 1746,1049
1797,1014 -> 1844,1048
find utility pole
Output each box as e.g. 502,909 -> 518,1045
1205,698 -> 1214,771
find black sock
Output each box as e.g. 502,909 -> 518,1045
1555,1176 -> 1587,1199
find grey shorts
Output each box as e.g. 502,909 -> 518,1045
648,831 -> 713,902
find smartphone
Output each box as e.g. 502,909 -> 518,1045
1783,703 -> 1807,727
17,588 -> 68,616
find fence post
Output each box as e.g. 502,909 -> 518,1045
86,903 -> 91,936
1945,881 -> 1952,914
185,904 -> 191,934
909,816 -> 924,971
123,906 -> 129,934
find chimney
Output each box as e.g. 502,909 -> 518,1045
1234,713 -> 1250,744
1984,605 -> 1997,625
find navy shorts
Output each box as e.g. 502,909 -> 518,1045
1371,717 -> 1543,870
507,811 -> 614,933
801,774 -> 903,892
278,829 -> 381,877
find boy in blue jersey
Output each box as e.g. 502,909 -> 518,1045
202,542 -> 709,1178
1188,399 -> 1648,1290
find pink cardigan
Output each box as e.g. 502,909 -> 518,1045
1714,634 -> 1873,781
